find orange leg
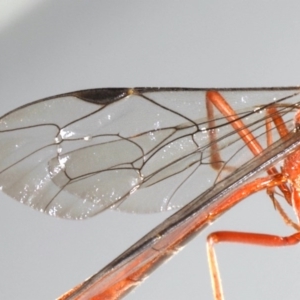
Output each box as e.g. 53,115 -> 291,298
204,91 -> 298,299
206,91 -> 291,203
207,230 -> 300,300
203,172 -> 289,300
264,105 -> 292,205
206,91 -> 264,170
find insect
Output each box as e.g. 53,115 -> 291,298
2,87 -> 300,299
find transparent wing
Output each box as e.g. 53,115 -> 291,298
1,87 -> 300,219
